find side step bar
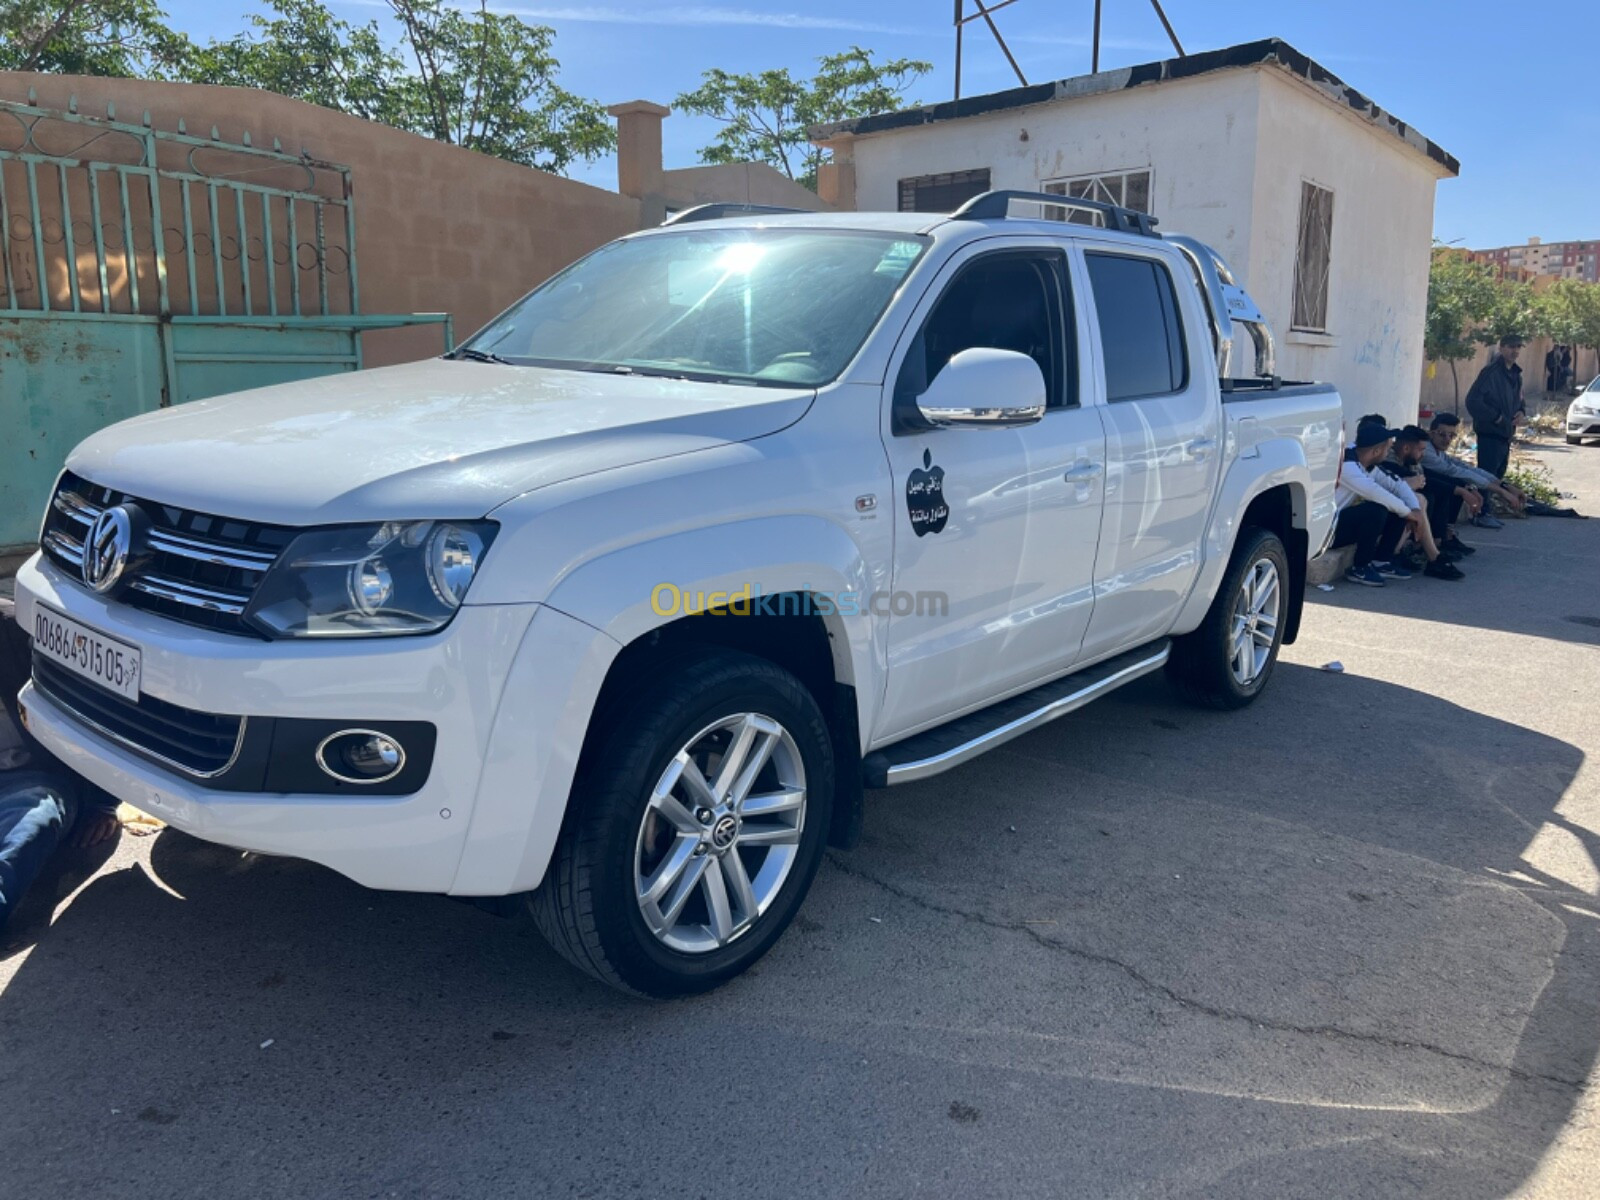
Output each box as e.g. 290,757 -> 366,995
861,641 -> 1171,788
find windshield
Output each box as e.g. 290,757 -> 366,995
463,228 -> 927,387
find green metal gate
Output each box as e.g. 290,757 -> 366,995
1,89 -> 452,550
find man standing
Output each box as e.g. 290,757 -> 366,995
1466,334 -> 1526,480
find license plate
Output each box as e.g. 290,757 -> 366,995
32,604 -> 142,702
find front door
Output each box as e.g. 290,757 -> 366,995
876,243 -> 1107,743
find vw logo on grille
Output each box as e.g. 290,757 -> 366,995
82,505 -> 133,593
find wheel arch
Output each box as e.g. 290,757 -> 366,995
1172,440 -> 1312,642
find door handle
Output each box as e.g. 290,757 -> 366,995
1189,437 -> 1216,461
1064,462 -> 1104,484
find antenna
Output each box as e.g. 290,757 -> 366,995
953,0 -> 1186,100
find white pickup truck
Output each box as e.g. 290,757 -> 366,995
15,192 -> 1342,995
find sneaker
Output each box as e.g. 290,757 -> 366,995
1373,560 -> 1413,580
1344,564 -> 1386,587
1438,547 -> 1465,563
1471,513 -> 1504,529
1441,535 -> 1475,555
1424,559 -> 1465,581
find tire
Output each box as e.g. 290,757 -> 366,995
1166,527 -> 1290,710
527,649 -> 833,997
1568,435 -> 1583,445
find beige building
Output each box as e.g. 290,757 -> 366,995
1471,237 -> 1600,283
810,38 -> 1459,428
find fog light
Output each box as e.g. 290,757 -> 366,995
315,729 -> 406,784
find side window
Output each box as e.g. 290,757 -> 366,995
897,251 -> 1073,416
1084,252 -> 1189,401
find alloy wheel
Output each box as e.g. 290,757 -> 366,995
1229,558 -> 1280,686
633,712 -> 807,954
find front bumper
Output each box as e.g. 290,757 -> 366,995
13,552 -> 551,893
1568,416 -> 1599,437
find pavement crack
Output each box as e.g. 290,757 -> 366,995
824,852 -> 1590,1093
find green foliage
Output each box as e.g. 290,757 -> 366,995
1424,247 -> 1501,363
1499,462 -> 1561,507
7,0 -> 613,174
0,0 -> 189,75
676,47 -> 931,190
1536,278 -> 1600,354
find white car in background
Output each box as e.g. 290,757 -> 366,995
1568,378 -> 1600,444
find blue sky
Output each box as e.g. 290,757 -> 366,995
157,0 -> 1598,248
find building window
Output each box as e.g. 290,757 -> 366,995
897,169 -> 991,213
1041,169 -> 1151,224
1291,181 -> 1334,333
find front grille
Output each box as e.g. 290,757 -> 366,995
40,472 -> 294,637
31,654 -> 245,776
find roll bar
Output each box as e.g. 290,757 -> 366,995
1165,235 -> 1278,389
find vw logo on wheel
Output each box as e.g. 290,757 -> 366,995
82,505 -> 134,593
710,814 -> 739,851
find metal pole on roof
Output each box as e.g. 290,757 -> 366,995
1092,0 -> 1102,72
1148,0 -> 1186,56
972,0 -> 1028,85
954,0 -> 964,100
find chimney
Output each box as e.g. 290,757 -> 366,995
607,100 -> 669,214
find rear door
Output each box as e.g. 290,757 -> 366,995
1076,244 -> 1222,660
875,239 -> 1107,743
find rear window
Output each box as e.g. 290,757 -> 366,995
1085,252 -> 1189,401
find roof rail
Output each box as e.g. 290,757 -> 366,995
948,190 -> 1160,238
661,203 -> 806,226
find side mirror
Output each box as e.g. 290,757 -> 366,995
916,347 -> 1046,429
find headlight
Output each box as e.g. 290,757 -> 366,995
244,520 -> 497,638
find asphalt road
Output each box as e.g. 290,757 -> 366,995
3,439 -> 1598,1200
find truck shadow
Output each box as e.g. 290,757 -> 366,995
0,664 -> 1592,1197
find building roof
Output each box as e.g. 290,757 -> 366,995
810,37 -> 1459,177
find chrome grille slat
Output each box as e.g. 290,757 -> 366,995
128,576 -> 249,615
43,529 -> 86,565
147,531 -> 279,571
53,491 -> 103,523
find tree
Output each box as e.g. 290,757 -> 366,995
0,0 -> 188,75
1424,247 -> 1502,410
1538,279 -> 1600,385
676,47 -> 931,191
178,0 -> 615,173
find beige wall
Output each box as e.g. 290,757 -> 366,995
1422,339 -> 1598,414
659,163 -> 830,213
3,73 -> 645,366
1247,68 -> 1445,428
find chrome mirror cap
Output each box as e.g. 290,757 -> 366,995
915,347 -> 1047,429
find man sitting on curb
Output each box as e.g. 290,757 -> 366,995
1422,413 -> 1526,531
1333,424 -> 1420,587
1382,426 -> 1469,576
1345,418 -> 1465,583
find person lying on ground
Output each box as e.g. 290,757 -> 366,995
1423,412 -> 1526,529
0,593 -> 120,931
